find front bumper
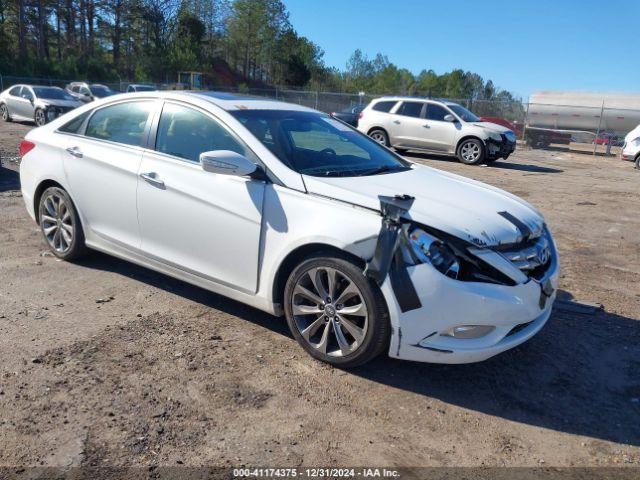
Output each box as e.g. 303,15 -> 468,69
486,136 -> 516,160
382,241 -> 560,364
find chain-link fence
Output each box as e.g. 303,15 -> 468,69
2,74 -> 638,157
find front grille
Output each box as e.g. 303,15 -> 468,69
494,232 -> 553,280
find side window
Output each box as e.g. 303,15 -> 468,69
155,103 -> 246,163
396,101 -> 424,118
372,101 -> 397,113
80,87 -> 91,95
58,111 -> 90,134
21,88 -> 34,101
71,86 -> 80,93
426,104 -> 450,121
9,86 -> 21,96
85,101 -> 152,146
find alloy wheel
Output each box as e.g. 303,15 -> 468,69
40,192 -> 74,254
1,105 -> 7,121
460,140 -> 481,162
291,266 -> 368,357
35,109 -> 46,126
369,131 -> 387,145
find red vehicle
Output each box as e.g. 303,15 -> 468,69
480,116 -> 517,132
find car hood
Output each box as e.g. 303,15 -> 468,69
302,165 -> 544,247
38,99 -> 82,108
471,121 -> 513,134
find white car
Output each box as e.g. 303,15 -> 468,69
358,97 -> 517,164
621,124 -> 640,167
18,91 -> 559,367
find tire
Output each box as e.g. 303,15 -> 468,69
395,147 -> 408,155
368,128 -> 389,147
457,138 -> 485,165
34,108 -> 47,126
284,253 -> 390,368
635,154 -> 640,170
0,103 -> 11,122
38,186 -> 88,261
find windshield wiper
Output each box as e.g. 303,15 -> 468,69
357,165 -> 411,176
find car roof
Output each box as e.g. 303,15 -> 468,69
110,90 -> 317,112
371,96 -> 460,106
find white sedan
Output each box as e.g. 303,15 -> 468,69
18,91 -> 559,367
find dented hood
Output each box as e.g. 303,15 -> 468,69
302,165 -> 544,247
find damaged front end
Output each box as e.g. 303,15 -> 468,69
485,133 -> 517,160
363,195 -> 559,363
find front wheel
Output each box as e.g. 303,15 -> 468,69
457,138 -> 485,165
284,254 -> 390,368
368,129 -> 389,147
38,186 -> 88,260
34,108 -> 47,127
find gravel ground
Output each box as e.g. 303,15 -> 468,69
0,120 -> 639,473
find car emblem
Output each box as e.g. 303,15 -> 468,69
536,245 -> 551,265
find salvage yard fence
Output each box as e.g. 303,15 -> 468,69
2,74 -> 637,157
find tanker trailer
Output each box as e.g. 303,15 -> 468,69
526,91 -> 640,148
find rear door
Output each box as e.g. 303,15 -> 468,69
421,103 -> 458,152
14,87 -> 35,119
388,101 -> 429,148
63,100 -> 156,249
5,86 -> 23,118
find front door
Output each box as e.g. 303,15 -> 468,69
137,101 -> 265,294
421,103 -> 458,152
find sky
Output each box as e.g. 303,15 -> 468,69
283,0 -> 640,100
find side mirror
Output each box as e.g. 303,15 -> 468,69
444,114 -> 457,122
200,150 -> 257,177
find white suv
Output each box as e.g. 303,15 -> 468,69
358,97 -> 517,165
18,91 -> 557,367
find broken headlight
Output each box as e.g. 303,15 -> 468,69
408,229 -> 460,279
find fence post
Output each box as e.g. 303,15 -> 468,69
0,73 -> 3,91
593,99 -> 605,156
522,101 -> 530,143
315,90 -> 319,110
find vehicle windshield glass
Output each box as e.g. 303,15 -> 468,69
133,85 -> 156,91
231,110 -> 410,177
33,87 -> 75,101
448,104 -> 480,122
90,85 -> 116,96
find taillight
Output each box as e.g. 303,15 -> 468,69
19,140 -> 35,157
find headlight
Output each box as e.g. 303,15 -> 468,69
408,229 -> 459,278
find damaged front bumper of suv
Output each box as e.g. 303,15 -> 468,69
486,134 -> 517,160
366,195 -> 559,364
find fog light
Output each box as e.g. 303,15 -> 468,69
443,325 -> 495,339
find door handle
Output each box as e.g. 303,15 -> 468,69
422,124 -> 431,129
393,120 -> 401,124
140,172 -> 165,188
65,146 -> 83,158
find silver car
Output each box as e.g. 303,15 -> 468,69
65,82 -> 117,103
0,85 -> 83,126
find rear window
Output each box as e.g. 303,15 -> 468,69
58,111 -> 90,134
371,101 -> 397,113
396,101 -> 424,118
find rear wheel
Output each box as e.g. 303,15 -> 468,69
34,108 -> 47,127
368,129 -> 389,147
0,103 -> 10,122
457,138 -> 485,165
38,186 -> 88,261
284,254 -> 390,368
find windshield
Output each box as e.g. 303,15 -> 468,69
133,85 -> 156,91
448,104 -> 480,122
231,110 -> 410,177
33,87 -> 75,101
90,85 -> 116,97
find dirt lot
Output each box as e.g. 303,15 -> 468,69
0,120 -> 639,473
